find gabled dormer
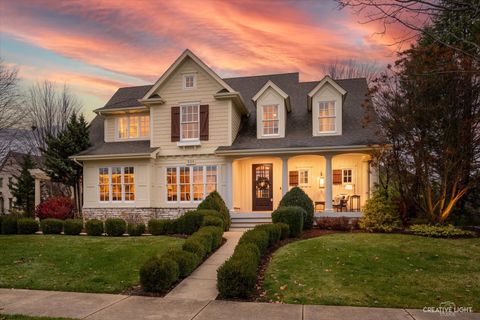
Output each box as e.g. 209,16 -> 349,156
252,80 -> 291,139
308,76 -> 347,136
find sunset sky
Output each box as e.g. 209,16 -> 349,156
0,0 -> 404,120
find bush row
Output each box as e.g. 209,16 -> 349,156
408,224 -> 476,238
147,209 -> 224,236
140,225 -> 223,292
217,223 -> 289,299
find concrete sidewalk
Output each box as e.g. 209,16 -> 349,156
1,289 -> 479,320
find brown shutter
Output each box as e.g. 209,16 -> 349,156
289,171 -> 299,186
200,104 -> 209,141
171,106 -> 180,142
333,169 -> 342,184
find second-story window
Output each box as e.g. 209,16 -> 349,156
183,73 -> 196,89
181,104 -> 199,140
318,101 -> 336,132
262,105 -> 279,135
118,115 -> 150,139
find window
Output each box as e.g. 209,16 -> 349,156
98,167 -> 135,202
262,105 -> 279,135
181,104 -> 199,140
318,101 -> 336,132
117,115 -> 150,139
299,169 -> 309,186
342,169 -> 352,183
166,165 -> 217,202
183,74 -> 196,89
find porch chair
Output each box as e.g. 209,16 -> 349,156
333,195 -> 349,212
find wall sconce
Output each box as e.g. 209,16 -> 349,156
317,171 -> 325,189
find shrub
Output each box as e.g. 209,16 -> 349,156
64,219 -> 83,235
139,256 -> 179,293
105,218 -> 126,236
279,187 -> 314,229
165,249 -> 200,278
197,191 -> 230,231
148,219 -> 169,235
40,218 -> 64,234
277,222 -> 290,240
238,228 -> 269,255
128,223 -> 145,236
409,224 -> 476,238
182,238 -> 207,259
17,218 -> 39,234
359,190 -> 402,232
1,215 -> 18,234
176,211 -> 203,235
271,206 -> 304,237
165,219 -> 178,234
317,217 -> 359,231
86,219 -> 104,236
233,243 -> 261,265
196,226 -> 223,249
35,197 -> 74,220
202,215 -> 224,229
255,224 -> 282,247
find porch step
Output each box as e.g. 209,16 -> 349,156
230,216 -> 272,229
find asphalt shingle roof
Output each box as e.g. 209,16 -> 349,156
95,85 -> 152,111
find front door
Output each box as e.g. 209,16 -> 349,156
252,163 -> 273,211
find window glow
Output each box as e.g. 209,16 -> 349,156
181,104 -> 199,140
166,165 -> 217,202
318,101 -> 336,132
117,115 -> 150,139
262,105 -> 279,135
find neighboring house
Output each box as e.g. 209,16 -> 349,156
72,49 -> 382,223
0,151 -> 44,214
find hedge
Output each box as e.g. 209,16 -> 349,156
278,187 -> 314,229
277,222 -> 290,240
128,223 -> 146,236
139,256 -> 179,293
197,191 -> 230,230
271,206 -> 305,237
176,210 -> 203,235
201,215 -> 223,229
182,239 -> 207,259
238,229 -> 269,255
86,219 -> 104,236
255,224 -> 282,247
148,219 -> 169,235
105,218 -> 126,236
1,215 -> 18,234
41,219 -> 64,234
165,249 -> 200,278
64,219 -> 83,235
17,218 -> 39,234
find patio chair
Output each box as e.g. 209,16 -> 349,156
333,195 -> 349,212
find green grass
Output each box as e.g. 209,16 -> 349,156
263,233 -> 480,309
0,235 -> 183,293
1,315 -> 71,320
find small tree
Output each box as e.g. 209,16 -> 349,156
9,154 -> 35,216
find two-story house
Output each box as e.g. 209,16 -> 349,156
72,49 -> 382,223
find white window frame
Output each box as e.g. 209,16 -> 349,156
180,103 -> 200,141
183,73 -> 197,90
342,168 -> 353,184
298,169 -> 309,186
262,104 -> 280,136
98,166 -> 135,203
318,101 -> 336,133
165,165 -> 217,203
117,115 -> 150,140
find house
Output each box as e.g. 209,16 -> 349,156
72,49 -> 382,224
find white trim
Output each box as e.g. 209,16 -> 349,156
252,80 -> 291,111
115,114 -> 150,141
97,166 -> 136,204
317,100 -> 337,134
215,145 -> 380,155
180,102 -> 200,142
308,76 -> 346,100
261,104 -> 280,136
165,164 -> 218,203
182,73 -> 197,90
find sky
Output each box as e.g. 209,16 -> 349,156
0,0 -> 405,120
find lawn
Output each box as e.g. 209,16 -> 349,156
263,233 -> 480,309
0,235 -> 183,293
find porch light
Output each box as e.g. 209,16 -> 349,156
317,172 -> 325,188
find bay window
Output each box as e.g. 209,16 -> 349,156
318,101 -> 336,132
117,114 -> 150,139
166,165 -> 217,202
98,167 -> 135,202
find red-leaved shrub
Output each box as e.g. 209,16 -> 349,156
35,197 -> 74,220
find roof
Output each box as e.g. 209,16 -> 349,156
95,85 -> 152,112
0,151 -> 44,172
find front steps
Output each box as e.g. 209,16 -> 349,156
230,215 -> 271,229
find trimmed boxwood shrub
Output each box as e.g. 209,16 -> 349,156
271,206 -> 304,237
197,191 -> 230,231
238,228 -> 269,255
201,215 -> 224,229
17,218 -> 39,234
182,238 -> 207,259
86,219 -> 104,236
165,249 -> 200,278
140,256 -> 179,293
64,219 -> 83,235
255,224 -> 282,247
277,222 -> 290,240
148,219 -> 168,235
278,187 -> 314,229
196,226 -> 223,250
176,211 -> 203,235
409,224 -> 476,238
359,190 -> 402,232
128,223 -> 146,236
1,215 -> 18,234
105,218 -> 126,236
41,218 -> 64,234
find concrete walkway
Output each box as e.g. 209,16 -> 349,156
165,230 -> 243,300
1,289 -> 478,320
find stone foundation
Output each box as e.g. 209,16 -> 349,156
82,207 -> 191,223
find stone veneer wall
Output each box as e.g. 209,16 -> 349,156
82,207 -> 190,223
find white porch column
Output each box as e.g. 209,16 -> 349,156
281,156 -> 289,196
324,154 -> 333,212
34,178 -> 41,207
225,159 -> 233,211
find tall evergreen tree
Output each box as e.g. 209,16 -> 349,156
44,113 -> 90,215
9,154 -> 36,216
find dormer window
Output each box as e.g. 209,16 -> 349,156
318,101 -> 336,132
118,114 -> 150,139
262,105 -> 279,135
183,73 -> 196,89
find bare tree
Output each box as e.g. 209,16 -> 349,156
321,59 -> 381,84
0,59 -> 26,156
27,81 -> 81,152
